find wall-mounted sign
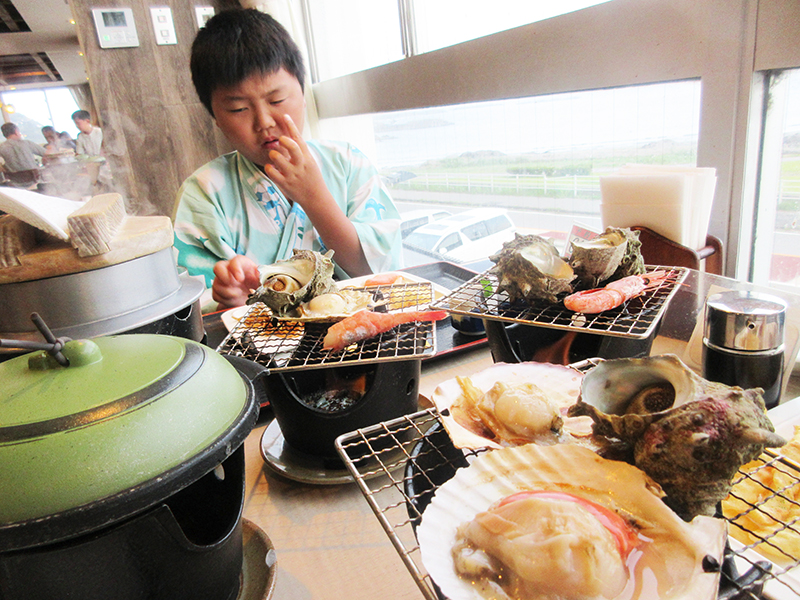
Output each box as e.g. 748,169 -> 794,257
92,8 -> 140,49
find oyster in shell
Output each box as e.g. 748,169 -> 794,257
247,249 -> 337,316
490,234 -> 576,304
570,227 -> 640,289
418,443 -> 727,600
568,354 -> 786,519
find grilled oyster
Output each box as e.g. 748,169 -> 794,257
247,249 -> 337,316
490,234 -> 575,304
570,227 -> 641,288
568,354 -> 786,520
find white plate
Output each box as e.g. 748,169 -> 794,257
338,271 -> 451,300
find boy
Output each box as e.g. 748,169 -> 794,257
173,9 -> 402,309
71,110 -> 103,157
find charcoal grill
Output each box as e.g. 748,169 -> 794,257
217,282 -> 438,464
431,265 -> 688,364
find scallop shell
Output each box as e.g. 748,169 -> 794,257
431,362 -> 587,449
417,443 -> 727,600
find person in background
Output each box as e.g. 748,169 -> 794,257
0,122 -> 45,188
71,110 -> 103,158
58,131 -> 77,150
173,8 -> 401,309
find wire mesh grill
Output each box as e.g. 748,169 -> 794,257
430,265 -> 688,340
216,283 -> 437,373
723,448 -> 800,598
336,384 -> 798,599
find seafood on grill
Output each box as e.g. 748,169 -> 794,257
285,289 -> 374,321
568,354 -> 787,519
322,309 -> 447,352
722,425 -> 800,567
490,234 -> 576,304
563,270 -> 670,314
417,443 -> 727,600
570,227 -> 645,288
431,362 -> 588,450
247,249 -> 337,316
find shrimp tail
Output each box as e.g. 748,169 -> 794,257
323,310 -> 447,351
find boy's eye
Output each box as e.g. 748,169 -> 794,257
270,98 -> 286,106
228,107 -> 247,113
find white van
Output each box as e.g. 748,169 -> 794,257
403,208 -> 515,264
400,209 -> 452,238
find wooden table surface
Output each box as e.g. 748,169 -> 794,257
240,347 -> 495,600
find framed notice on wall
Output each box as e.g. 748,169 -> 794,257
92,8 -> 140,49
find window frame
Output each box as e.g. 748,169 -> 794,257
307,0 -> 800,279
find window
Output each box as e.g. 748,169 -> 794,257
751,68 -> 800,292
305,0 -> 403,81
0,88 -> 80,143
413,0 -> 613,54
462,221 -> 489,241
437,232 -> 463,253
342,80 -> 700,265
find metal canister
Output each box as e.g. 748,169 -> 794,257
702,290 -> 787,408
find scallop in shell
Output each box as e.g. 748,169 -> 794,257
247,249 -> 337,316
568,354 -> 786,519
431,362 -> 588,450
490,234 -> 576,304
417,443 -> 727,600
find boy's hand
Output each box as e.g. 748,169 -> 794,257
212,255 -> 261,309
263,114 -> 329,208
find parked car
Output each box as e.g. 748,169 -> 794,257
403,208 -> 515,264
400,209 -> 452,239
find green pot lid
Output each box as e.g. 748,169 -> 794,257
0,334 -> 250,528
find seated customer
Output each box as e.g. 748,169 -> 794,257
0,123 -> 45,188
173,8 -> 401,309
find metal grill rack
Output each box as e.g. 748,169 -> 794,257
336,406 -> 798,600
430,265 -> 688,340
216,283 -> 437,373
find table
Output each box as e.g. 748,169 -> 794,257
211,267 -> 800,599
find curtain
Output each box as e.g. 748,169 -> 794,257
68,83 -> 98,124
238,0 -> 321,138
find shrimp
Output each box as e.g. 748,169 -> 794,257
563,271 -> 670,314
363,272 -> 404,286
323,310 -> 447,351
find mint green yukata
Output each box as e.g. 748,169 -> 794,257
173,140 -> 402,287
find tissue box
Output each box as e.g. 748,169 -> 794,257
599,165 -> 716,250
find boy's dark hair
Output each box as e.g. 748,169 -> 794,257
1,122 -> 18,138
71,110 -> 91,122
42,125 -> 56,135
190,8 -> 306,116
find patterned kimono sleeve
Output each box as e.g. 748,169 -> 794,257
338,144 -> 402,273
173,172 -> 238,288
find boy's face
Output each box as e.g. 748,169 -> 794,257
211,68 -> 306,169
73,118 -> 92,134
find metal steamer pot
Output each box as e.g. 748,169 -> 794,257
0,248 -> 206,361
0,329 -> 259,600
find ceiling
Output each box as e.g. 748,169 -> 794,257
0,0 -> 86,89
